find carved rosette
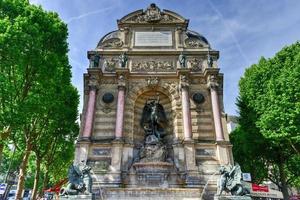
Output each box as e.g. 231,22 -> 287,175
131,60 -> 175,72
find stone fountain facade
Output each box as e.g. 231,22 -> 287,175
74,4 -> 233,200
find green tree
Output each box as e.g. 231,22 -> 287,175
230,42 -> 300,199
0,0 -> 79,198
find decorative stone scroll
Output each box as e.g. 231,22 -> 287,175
188,58 -> 203,72
146,77 -> 159,87
185,38 -> 204,48
131,60 -> 175,72
100,38 -> 123,48
125,4 -> 181,23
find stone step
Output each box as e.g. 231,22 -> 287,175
100,188 -> 204,200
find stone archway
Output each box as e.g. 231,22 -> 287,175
123,82 -> 182,141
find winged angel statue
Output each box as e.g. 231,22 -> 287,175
140,96 -> 168,140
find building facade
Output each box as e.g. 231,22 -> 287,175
75,4 -> 233,199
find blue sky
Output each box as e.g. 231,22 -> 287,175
30,0 -> 300,115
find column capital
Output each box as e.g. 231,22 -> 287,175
86,68 -> 102,91
180,74 -> 190,90
207,75 -> 219,90
87,74 -> 100,90
177,68 -> 190,90
117,74 -> 126,90
116,68 -> 129,90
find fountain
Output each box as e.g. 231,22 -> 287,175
132,96 -> 173,186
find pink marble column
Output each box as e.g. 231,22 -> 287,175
210,87 -> 225,141
115,86 -> 125,139
82,87 -> 97,138
181,86 -> 192,140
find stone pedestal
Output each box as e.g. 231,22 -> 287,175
60,194 -> 95,200
104,188 -> 203,200
216,141 -> 233,165
214,195 -> 252,200
110,140 -> 124,186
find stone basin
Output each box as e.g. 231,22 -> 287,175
133,162 -> 173,173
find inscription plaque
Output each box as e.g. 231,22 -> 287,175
135,31 -> 172,46
92,148 -> 111,156
196,148 -> 215,156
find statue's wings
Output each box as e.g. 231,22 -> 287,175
140,103 -> 151,127
156,103 -> 167,125
232,164 -> 242,184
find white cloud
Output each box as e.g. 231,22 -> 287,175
65,6 -> 115,24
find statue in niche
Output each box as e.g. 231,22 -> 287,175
89,54 -> 100,68
207,50 -> 213,68
137,94 -> 168,162
140,95 -> 167,140
118,52 -> 128,68
178,52 -> 187,68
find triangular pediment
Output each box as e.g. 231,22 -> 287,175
118,4 -> 188,27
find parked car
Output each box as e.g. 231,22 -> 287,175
7,188 -> 31,200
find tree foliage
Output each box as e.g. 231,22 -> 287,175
230,42 -> 300,199
0,0 -> 79,198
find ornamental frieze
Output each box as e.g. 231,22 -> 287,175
131,60 -> 175,72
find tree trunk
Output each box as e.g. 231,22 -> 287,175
15,143 -> 32,199
278,157 -> 289,199
31,157 -> 41,200
0,126 -> 10,163
41,168 -> 49,196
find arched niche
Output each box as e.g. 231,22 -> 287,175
132,89 -> 174,145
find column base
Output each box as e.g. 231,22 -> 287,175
215,141 -> 233,165
183,140 -> 198,171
